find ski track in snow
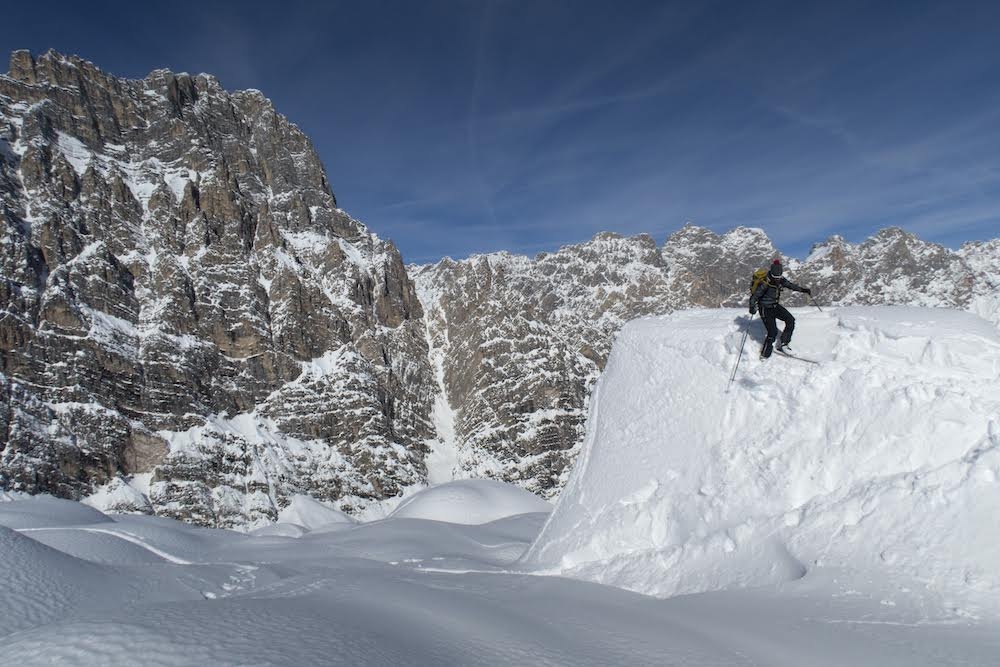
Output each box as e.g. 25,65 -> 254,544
18,526 -> 193,564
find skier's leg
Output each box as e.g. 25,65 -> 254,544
775,305 -> 795,344
760,307 -> 778,358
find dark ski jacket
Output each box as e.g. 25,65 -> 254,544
750,275 -> 807,310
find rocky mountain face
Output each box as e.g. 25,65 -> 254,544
0,50 -> 436,527
2,51 -> 998,527
413,226 -> 1000,497
413,234 -> 668,496
410,228 -> 781,496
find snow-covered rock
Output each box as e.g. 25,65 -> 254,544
524,307 -> 1000,617
82,476 -> 153,515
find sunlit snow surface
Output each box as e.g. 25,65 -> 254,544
527,307 -> 1000,612
4,308 -> 1000,664
0,500 -> 996,663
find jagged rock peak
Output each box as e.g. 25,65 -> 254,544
6,49 -> 127,94
542,231 -> 661,264
721,225 -> 774,246
8,49 -> 218,93
663,224 -> 776,257
7,49 -> 36,81
567,230 -> 656,250
663,222 -> 720,246
804,234 -> 855,266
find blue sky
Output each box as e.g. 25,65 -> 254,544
4,1 -> 999,262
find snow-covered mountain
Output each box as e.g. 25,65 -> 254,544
2,51 -> 999,528
413,226 -> 1000,499
796,228 -> 999,311
0,50 -> 436,527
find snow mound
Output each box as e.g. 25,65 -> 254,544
524,307 -> 1000,614
24,527 -> 174,565
0,496 -> 113,529
389,479 -> 553,525
0,525 -> 119,635
1,491 -> 998,663
275,494 -> 355,533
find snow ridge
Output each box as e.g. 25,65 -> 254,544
525,307 -> 1000,617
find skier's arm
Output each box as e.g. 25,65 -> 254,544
780,278 -> 812,295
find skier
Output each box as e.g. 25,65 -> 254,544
749,259 -> 812,359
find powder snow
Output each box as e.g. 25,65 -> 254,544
524,306 -> 1000,618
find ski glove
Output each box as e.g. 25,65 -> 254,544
803,288 -> 812,295
749,305 -> 757,315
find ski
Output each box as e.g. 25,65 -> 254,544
775,349 -> 819,365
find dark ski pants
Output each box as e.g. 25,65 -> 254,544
760,304 -> 795,357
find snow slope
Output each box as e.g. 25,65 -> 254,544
524,307 -> 1000,617
2,487 -> 999,663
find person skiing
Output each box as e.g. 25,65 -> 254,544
749,259 -> 812,359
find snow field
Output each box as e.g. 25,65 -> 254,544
524,307 -> 1000,617
2,481 -> 999,663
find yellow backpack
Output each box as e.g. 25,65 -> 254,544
750,268 -> 769,296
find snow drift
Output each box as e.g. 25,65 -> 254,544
3,483 -> 999,663
524,307 -> 1000,615
389,479 -> 552,525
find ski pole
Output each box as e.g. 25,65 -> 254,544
727,314 -> 753,391
809,294 -> 823,312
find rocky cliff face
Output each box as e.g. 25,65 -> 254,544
0,50 -> 436,527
